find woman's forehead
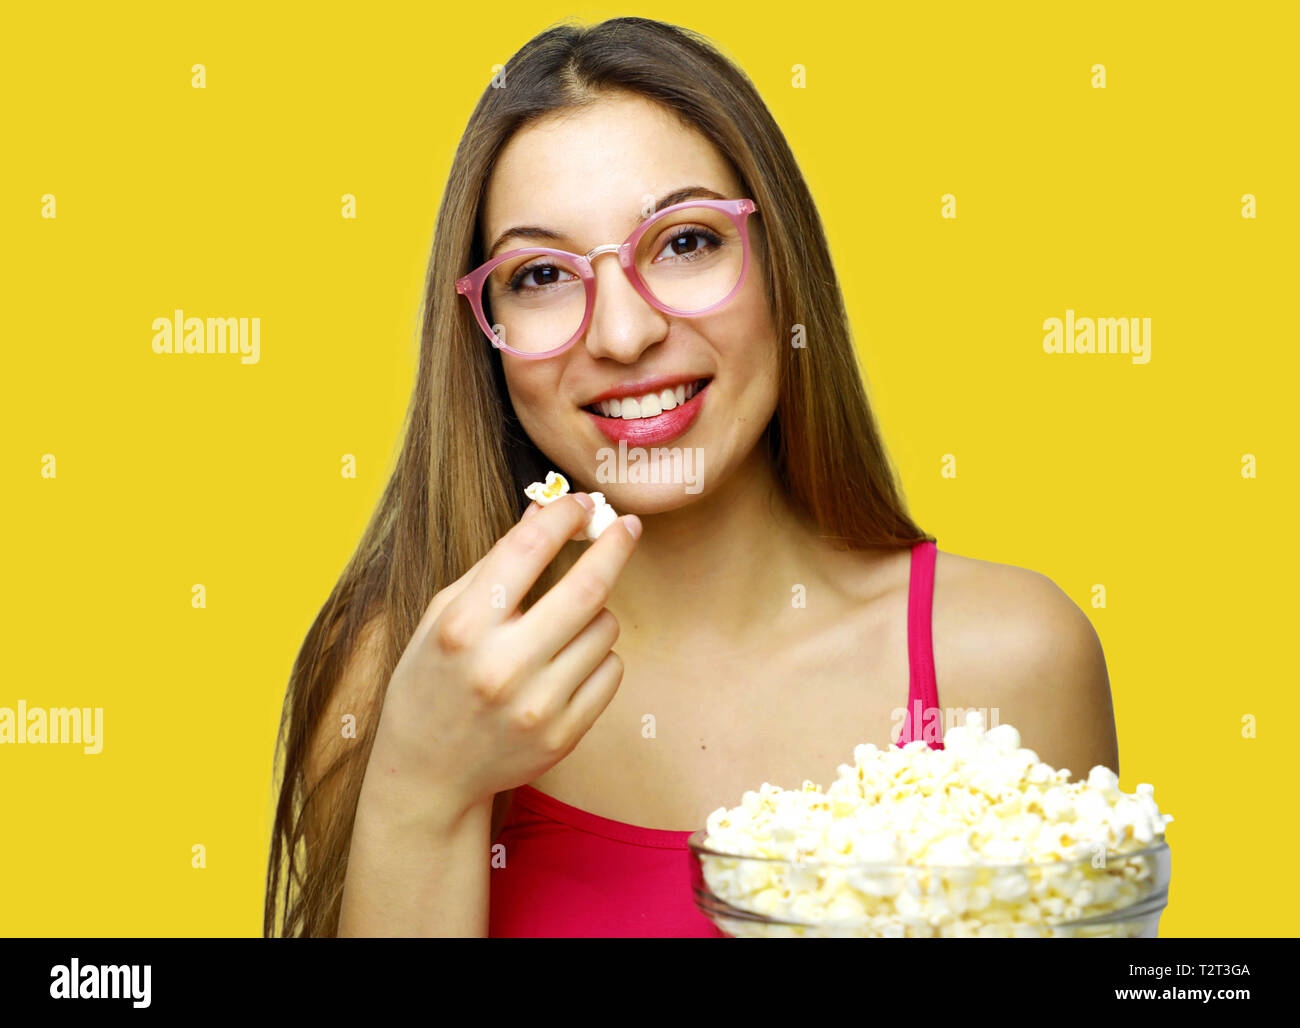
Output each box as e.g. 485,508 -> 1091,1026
482,94 -> 740,246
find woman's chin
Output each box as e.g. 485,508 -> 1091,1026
584,480 -> 710,516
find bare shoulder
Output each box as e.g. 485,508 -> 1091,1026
929,549 -> 1121,780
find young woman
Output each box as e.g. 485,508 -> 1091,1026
265,16 -> 1119,938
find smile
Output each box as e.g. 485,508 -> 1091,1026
582,378 -> 711,445
583,378 -> 710,419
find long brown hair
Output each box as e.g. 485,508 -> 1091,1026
264,14 -> 933,938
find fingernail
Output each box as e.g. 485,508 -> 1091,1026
573,493 -> 595,512
521,502 -> 539,520
621,515 -> 642,540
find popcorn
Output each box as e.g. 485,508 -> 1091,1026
699,711 -> 1173,938
523,470 -> 570,506
522,470 -> 620,541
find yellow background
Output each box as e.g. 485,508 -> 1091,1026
2,1 -> 1294,937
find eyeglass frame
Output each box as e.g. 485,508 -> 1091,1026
455,197 -> 759,360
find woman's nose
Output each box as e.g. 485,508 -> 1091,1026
581,251 -> 668,361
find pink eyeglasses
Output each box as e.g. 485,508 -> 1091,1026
455,198 -> 759,359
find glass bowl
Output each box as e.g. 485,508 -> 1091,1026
687,830 -> 1171,938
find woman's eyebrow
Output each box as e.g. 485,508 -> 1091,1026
485,185 -> 726,259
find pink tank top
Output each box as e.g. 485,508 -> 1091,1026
488,539 -> 940,937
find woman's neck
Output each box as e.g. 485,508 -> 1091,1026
585,445 -> 838,654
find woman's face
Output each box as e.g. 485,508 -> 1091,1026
481,91 -> 779,513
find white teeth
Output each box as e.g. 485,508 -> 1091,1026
589,379 -> 709,419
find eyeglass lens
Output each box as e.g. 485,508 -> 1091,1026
478,204 -> 745,354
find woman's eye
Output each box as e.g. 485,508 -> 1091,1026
654,228 -> 721,262
509,263 -> 575,290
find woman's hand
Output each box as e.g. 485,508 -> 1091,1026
369,493 -> 641,823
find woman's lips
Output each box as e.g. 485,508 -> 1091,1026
583,380 -> 710,445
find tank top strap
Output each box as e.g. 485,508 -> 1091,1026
900,539 -> 942,749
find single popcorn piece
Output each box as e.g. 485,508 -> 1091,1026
523,470 -> 570,506
523,470 -> 620,541
582,493 -> 619,539
700,710 -> 1174,938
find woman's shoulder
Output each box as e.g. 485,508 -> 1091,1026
928,547 -> 1119,776
931,546 -> 1078,621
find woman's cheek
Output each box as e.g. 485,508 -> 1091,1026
505,374 -> 559,430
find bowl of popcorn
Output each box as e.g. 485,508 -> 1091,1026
689,713 -> 1173,938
